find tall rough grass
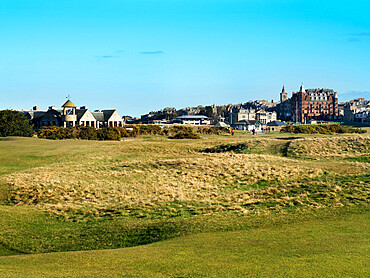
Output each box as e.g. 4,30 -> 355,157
4,135 -> 370,221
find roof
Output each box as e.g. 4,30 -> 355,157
234,120 -> 260,125
282,86 -> 285,93
299,85 -> 305,93
22,111 -> 47,120
267,120 -> 286,126
176,115 -> 208,120
76,109 -> 88,121
40,110 -> 62,121
214,122 -> 229,128
91,111 -> 104,122
91,110 -> 116,122
62,99 -> 77,108
102,110 -> 116,121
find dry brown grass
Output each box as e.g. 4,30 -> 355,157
4,134 -> 370,221
288,135 -> 370,159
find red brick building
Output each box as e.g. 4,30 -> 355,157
291,85 -> 338,123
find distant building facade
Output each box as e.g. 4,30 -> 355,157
174,115 -> 210,125
343,98 -> 370,123
229,107 -> 276,125
290,85 -> 339,123
274,86 -> 292,121
22,100 -> 124,130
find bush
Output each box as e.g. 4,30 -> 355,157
169,131 -> 201,139
38,126 -> 120,140
78,126 -> 98,140
97,127 -> 121,141
281,124 -> 366,134
194,126 -> 230,135
0,110 -> 34,137
37,127 -> 76,140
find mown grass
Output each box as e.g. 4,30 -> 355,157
0,211 -> 368,277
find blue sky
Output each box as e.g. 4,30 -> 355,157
1,0 -> 369,116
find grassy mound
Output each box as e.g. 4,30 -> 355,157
203,135 -> 370,160
1,135 -> 369,256
287,136 -> 370,159
0,211 -> 369,277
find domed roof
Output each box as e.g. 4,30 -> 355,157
62,99 -> 77,108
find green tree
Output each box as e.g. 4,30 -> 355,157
0,110 -> 34,137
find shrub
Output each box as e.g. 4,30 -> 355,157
195,126 -> 230,135
169,131 -> 201,139
115,126 -> 129,137
37,127 -> 75,140
281,124 -> 366,134
97,127 -> 121,141
78,126 -> 97,140
38,126 -> 120,140
0,110 -> 34,137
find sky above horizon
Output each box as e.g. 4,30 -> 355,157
1,0 -> 369,116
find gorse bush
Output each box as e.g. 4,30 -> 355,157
38,126 -> 120,140
97,127 -> 121,141
169,131 -> 201,139
37,125 -> 228,140
194,126 -> 230,135
78,126 -> 98,140
281,124 -> 366,134
37,127 -> 75,140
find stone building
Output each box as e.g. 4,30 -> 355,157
291,85 -> 338,123
229,107 -> 276,125
274,86 -> 292,121
343,98 -> 370,123
23,99 -> 124,130
229,107 -> 256,124
255,109 -> 277,124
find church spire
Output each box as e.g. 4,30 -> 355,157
282,85 -> 285,93
280,85 -> 288,102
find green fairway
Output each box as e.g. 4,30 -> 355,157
0,135 -> 369,276
0,212 -> 368,277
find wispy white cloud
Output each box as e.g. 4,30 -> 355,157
140,50 -> 164,55
347,32 -> 370,42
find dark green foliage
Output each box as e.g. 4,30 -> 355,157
169,130 -> 201,139
37,127 -> 76,140
194,126 -> 230,135
78,126 -> 97,140
281,124 -> 367,134
36,125 -> 233,140
204,142 -> 252,153
115,126 -> 129,137
97,127 -> 121,141
0,110 -> 34,137
38,126 -> 120,140
345,156 -> 370,163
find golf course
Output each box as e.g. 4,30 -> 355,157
0,130 -> 369,277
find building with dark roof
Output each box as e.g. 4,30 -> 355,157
291,85 -> 338,123
22,100 -> 123,129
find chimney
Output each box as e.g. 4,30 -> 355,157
33,106 -> 39,111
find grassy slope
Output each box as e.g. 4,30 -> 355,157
0,134 -> 369,276
0,212 -> 368,277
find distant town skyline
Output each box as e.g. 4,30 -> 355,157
1,0 -> 369,116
